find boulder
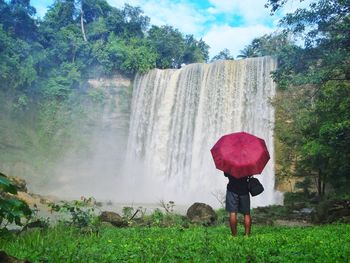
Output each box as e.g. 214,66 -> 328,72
186,203 -> 217,225
15,192 -> 38,206
99,211 -> 127,227
8,176 -> 27,192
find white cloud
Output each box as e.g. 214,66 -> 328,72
34,6 -> 49,18
108,0 -> 209,36
203,24 -> 274,58
208,0 -> 272,24
108,0 -> 278,58
108,0 -> 142,8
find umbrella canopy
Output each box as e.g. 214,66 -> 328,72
210,132 -> 270,178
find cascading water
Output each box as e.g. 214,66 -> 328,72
125,57 -> 279,207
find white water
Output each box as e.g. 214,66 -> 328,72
124,57 -> 280,208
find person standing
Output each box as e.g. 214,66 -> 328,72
224,172 -> 251,236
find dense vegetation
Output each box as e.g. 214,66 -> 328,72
239,0 -> 350,197
1,224 -> 349,262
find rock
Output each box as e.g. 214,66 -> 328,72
0,250 -> 31,263
186,203 -> 217,225
8,176 -> 27,192
0,173 -> 27,192
15,192 -> 38,206
300,208 -> 314,215
29,193 -> 56,205
99,211 -> 127,227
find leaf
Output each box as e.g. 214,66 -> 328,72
0,175 -> 18,194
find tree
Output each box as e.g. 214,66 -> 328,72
120,4 -> 150,38
78,0 -> 111,41
267,0 -> 350,195
0,26 -> 37,92
211,48 -> 234,62
103,35 -> 156,74
182,35 -> 210,64
0,0 -> 37,40
147,25 -> 185,68
236,45 -> 259,59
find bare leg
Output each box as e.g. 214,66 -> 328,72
229,212 -> 237,236
244,214 -> 251,236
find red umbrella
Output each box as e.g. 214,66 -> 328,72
210,132 -> 270,178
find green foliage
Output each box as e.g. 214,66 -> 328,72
215,208 -> 228,224
48,197 -> 99,229
268,0 -> 350,196
251,205 -> 290,224
0,0 -> 37,40
147,25 -> 208,68
150,209 -> 164,226
0,224 -> 350,262
211,48 -> 234,62
237,32 -> 293,60
132,208 -> 188,227
121,206 -> 134,219
237,45 -> 260,59
0,172 -> 32,230
0,26 -> 38,92
283,192 -> 310,206
104,35 -> 157,74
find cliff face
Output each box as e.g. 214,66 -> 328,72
0,73 -> 134,197
87,74 -> 132,133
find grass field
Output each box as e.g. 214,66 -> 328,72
1,224 -> 350,262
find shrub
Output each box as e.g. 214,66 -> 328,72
0,172 -> 32,232
48,196 -> 99,231
122,206 -> 134,219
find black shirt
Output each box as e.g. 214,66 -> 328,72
224,172 -> 249,195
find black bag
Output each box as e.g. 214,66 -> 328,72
248,176 -> 264,196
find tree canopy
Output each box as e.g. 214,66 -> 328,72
263,0 -> 350,195
0,0 -> 210,99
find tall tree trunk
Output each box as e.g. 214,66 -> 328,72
322,180 -> 326,196
317,168 -> 324,197
80,0 -> 87,42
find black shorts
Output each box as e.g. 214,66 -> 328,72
225,190 -> 250,215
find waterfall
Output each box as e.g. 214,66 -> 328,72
125,57 -> 279,207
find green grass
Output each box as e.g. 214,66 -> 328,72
1,224 -> 350,262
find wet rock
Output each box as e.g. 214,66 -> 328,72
99,211 -> 128,227
0,250 -> 31,263
15,192 -> 38,206
186,203 -> 217,225
300,208 -> 314,215
30,193 -> 56,205
8,176 -> 27,192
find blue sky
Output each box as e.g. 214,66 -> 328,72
31,0 -> 313,58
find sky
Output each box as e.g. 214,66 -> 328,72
31,0 -> 313,58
